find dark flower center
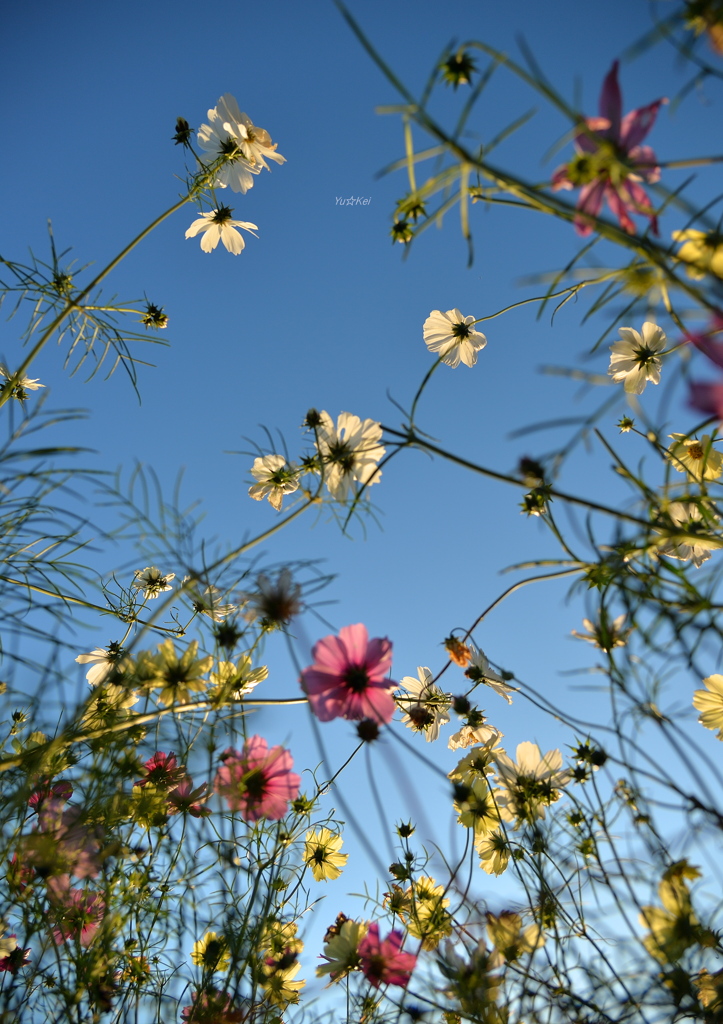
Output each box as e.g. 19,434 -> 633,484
343,666 -> 370,693
451,322 -> 472,341
244,768 -> 267,799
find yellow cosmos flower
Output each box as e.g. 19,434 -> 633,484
316,917 -> 368,983
672,229 -> 723,279
486,911 -> 543,963
693,674 -> 723,739
191,931 -> 230,973
262,960 -> 305,1007
667,433 -> 723,482
453,778 -> 500,835
475,830 -> 510,876
146,639 -> 213,706
303,828 -> 348,881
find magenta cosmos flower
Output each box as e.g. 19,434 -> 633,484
687,316 -> 723,418
214,735 -> 300,821
358,923 -> 417,989
551,61 -> 666,236
301,623 -> 396,724
51,887 -> 105,946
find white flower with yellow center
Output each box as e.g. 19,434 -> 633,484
197,94 -> 285,194
314,411 -> 385,501
132,566 -> 175,599
185,207 -> 258,255
249,454 -> 300,511
608,322 -> 666,394
667,433 -> 723,482
397,667 -> 451,742
423,309 -> 487,368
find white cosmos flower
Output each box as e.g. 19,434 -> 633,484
249,454 -> 300,511
656,501 -> 720,568
197,94 -> 285,194
422,309 -> 487,368
465,645 -> 517,704
188,584 -> 237,622
448,723 -> 502,751
608,322 -> 666,394
185,207 -> 258,255
75,643 -> 127,687
0,366 -> 45,391
667,433 -> 723,482
397,666 -> 451,742
315,411 -> 385,501
493,742 -> 570,825
132,566 -> 175,599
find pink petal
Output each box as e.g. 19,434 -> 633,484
606,187 -> 637,234
620,98 -> 666,151
550,165 -> 573,190
575,116 -> 612,153
628,144 -> 661,183
336,623 -> 370,665
598,62 -> 622,139
574,179 -> 606,235
310,633 -> 353,675
689,380 -> 723,418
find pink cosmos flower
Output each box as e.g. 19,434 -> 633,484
181,988 -> 248,1023
0,938 -> 31,974
28,780 -> 73,812
551,61 -> 666,236
301,624 -> 396,723
50,886 -> 105,946
213,736 -> 300,821
687,316 -> 723,418
358,923 -> 417,989
135,751 -> 186,791
167,777 -> 210,818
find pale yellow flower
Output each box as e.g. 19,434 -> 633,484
667,433 -> 723,481
475,830 -> 510,876
640,862 -> 703,964
262,961 -> 304,1007
453,778 -> 500,835
303,828 -> 348,881
486,911 -> 543,963
146,639 -> 213,706
672,229 -> 723,279
316,918 -> 368,982
693,673 -> 723,739
191,931 -> 230,973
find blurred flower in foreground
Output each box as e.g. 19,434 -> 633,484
249,454 -> 300,510
423,309 -> 487,368
357,923 -> 417,988
608,322 -> 666,394
301,623 -> 396,723
132,566 -> 175,599
181,988 -> 247,1023
51,887 -> 105,946
655,501 -> 719,567
693,673 -> 723,739
198,94 -> 285,194
397,666 -> 451,741
214,735 -> 300,820
75,641 -> 127,687
314,411 -> 385,501
667,433 -> 723,481
191,931 -> 230,972
185,208 -> 258,254
571,614 -> 631,652
316,916 -> 368,982
551,61 -> 665,236
303,828 -> 348,881
246,568 -> 302,627
0,936 -> 30,974
672,229 -> 723,279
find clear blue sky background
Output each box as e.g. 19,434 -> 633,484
3,0 -> 722,991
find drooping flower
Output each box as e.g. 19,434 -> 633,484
197,94 -> 285,194
51,887 -> 105,945
191,931 -> 231,973
75,641 -> 127,687
693,674 -> 723,739
655,501 -> 719,567
213,735 -> 300,820
314,411 -> 386,501
303,828 -> 348,881
445,635 -> 472,667
185,208 -> 258,255
667,433 -> 723,481
316,917 -> 368,983
249,454 -> 300,511
301,623 -> 396,724
464,646 -> 517,704
551,61 -> 666,236
448,717 -> 502,752
422,309 -> 487,368
397,667 -> 451,741
132,566 -> 175,599
493,742 -> 571,826
245,568 -> 302,627
357,923 -> 417,989
672,229 -> 723,279
608,322 -> 667,394
187,583 -> 237,622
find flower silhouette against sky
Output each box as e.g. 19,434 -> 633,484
301,623 -> 396,723
357,923 -> 417,988
551,61 -> 666,236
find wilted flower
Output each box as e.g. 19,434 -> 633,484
301,623 -> 396,724
249,454 -> 300,510
197,94 -> 285,194
551,61 -> 666,236
667,433 -> 723,481
132,566 -> 175,599
445,635 -> 472,667
608,322 -> 666,394
397,667 -> 451,741
191,931 -> 231,973
693,673 -> 723,739
303,828 -> 348,881
672,228 -> 723,279
140,302 -> 168,329
357,923 -> 417,989
314,411 -> 385,501
185,208 -> 258,255
214,735 -> 300,820
422,309 -> 487,368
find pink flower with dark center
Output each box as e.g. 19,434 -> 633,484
50,887 -> 105,946
213,736 -> 300,821
167,777 -> 210,818
551,61 -> 666,236
687,316 -> 723,418
0,940 -> 31,974
358,923 -> 417,989
135,751 -> 186,791
301,624 -> 396,723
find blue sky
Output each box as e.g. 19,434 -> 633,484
3,0 -> 723,990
